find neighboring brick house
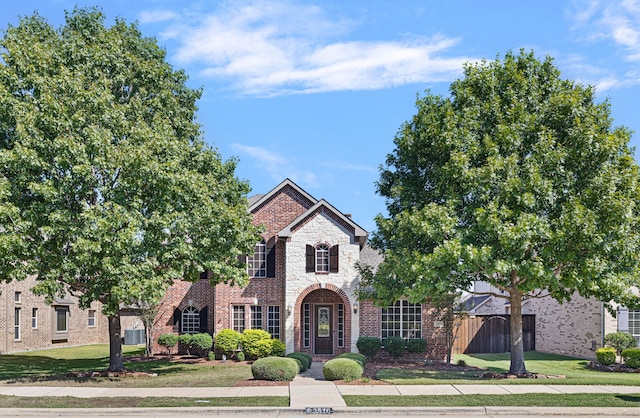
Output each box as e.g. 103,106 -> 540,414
0,276 -> 109,353
153,179 -> 449,359
462,281 -> 632,359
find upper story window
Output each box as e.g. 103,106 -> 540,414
316,244 -> 329,272
306,244 -> 339,273
247,239 -> 267,278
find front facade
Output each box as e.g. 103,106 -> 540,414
0,276 -> 109,353
154,179 -> 449,359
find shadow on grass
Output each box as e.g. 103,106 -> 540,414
617,395 -> 640,403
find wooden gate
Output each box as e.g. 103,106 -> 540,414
453,315 -> 535,354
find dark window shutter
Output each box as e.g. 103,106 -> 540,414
199,307 -> 208,333
267,245 -> 276,278
306,245 -> 315,273
173,308 -> 181,333
199,270 -> 211,280
330,245 -> 339,273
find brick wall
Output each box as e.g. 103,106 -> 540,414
0,277 -> 109,354
151,279 -> 215,355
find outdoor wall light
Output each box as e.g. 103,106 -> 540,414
287,304 -> 292,316
353,302 -> 359,314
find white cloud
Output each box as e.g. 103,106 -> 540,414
231,144 -> 319,189
570,0 -> 640,61
156,1 -> 471,96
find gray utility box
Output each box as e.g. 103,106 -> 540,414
124,329 -> 145,345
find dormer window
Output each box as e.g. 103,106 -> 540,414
306,244 -> 339,273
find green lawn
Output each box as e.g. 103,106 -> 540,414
0,344 -> 253,388
376,351 -> 640,385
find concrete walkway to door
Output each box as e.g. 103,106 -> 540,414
288,361 -> 346,408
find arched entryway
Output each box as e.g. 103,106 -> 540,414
293,284 -> 352,356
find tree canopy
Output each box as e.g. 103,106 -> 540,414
0,8 -> 261,370
358,50 -> 640,374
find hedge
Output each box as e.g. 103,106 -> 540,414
595,347 -> 616,366
336,352 -> 367,368
286,352 -> 312,372
384,336 -> 405,358
322,358 -> 363,381
214,329 -> 242,359
251,356 -> 299,381
622,348 -> 640,368
356,336 -> 381,357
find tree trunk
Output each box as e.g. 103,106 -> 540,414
108,313 -> 125,372
508,292 -> 527,374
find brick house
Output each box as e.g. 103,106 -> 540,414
0,276 -> 110,353
460,281 -> 634,359
153,179 -> 449,359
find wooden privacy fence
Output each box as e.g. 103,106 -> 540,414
453,314 -> 535,354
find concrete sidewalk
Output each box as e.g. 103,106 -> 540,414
2,361 -> 640,415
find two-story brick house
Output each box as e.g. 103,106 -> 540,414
153,179 -> 448,359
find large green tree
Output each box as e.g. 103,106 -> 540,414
0,8 -> 260,371
359,50 -> 640,374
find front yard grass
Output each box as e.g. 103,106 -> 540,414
376,351 -> 640,385
0,344 -> 253,388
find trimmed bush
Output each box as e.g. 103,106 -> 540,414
214,329 -> 242,359
236,351 -> 246,362
157,334 -> 179,358
178,334 -> 194,355
322,358 -> 363,381
297,351 -> 313,366
356,336 -> 381,357
190,333 -> 213,358
595,347 -> 617,366
622,348 -> 640,368
336,352 -> 367,368
605,332 -> 638,355
287,352 -> 311,372
407,338 -> 427,354
242,329 -> 272,360
270,339 -> 286,357
384,336 -> 405,358
251,356 -> 299,381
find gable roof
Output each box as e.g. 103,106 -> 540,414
248,178 -> 317,212
279,198 -> 368,248
248,178 -> 368,248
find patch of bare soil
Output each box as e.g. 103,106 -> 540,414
587,361 -> 640,373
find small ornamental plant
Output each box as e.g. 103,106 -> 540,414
595,347 -> 616,366
622,348 -> 640,368
157,334 -> 179,358
322,358 -> 363,381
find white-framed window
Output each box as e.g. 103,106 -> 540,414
251,305 -> 263,330
233,305 -> 245,332
14,291 -> 21,303
181,306 -> 200,334
316,244 -> 329,273
381,300 -> 422,341
267,305 -> 280,339
32,308 -> 38,329
14,308 -> 20,340
88,310 -> 96,328
628,311 -> 640,346
303,303 -> 311,347
247,239 -> 267,278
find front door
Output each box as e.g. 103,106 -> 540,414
315,305 -> 333,354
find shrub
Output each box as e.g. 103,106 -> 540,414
384,336 -> 405,358
178,333 -> 194,355
336,352 -> 367,368
214,329 -> 242,359
287,352 -> 311,372
270,339 -> 286,357
251,356 -> 299,381
322,358 -> 363,381
407,338 -> 427,354
242,329 -> 273,359
236,351 -> 246,362
189,333 -> 213,358
356,336 -> 381,357
605,332 -> 638,355
622,348 -> 640,368
595,347 -> 617,366
157,334 -> 179,358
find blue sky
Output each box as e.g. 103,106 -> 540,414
4,1 -> 640,232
